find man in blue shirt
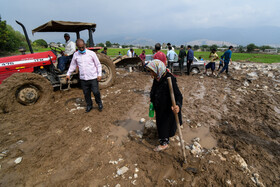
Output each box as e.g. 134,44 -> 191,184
167,46 -> 177,68
186,45 -> 194,75
218,46 -> 233,76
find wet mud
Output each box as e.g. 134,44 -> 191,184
0,62 -> 279,186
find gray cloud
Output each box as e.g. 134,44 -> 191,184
1,0 -> 280,44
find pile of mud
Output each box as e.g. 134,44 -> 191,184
0,62 -> 279,186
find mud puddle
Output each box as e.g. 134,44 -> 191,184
181,125 -> 217,149
108,81 -> 151,144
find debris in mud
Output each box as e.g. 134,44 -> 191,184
166,178 -> 177,185
131,180 -> 137,185
247,72 -> 258,80
192,137 -> 200,143
82,126 -> 92,133
0,150 -> 8,160
231,154 -> 249,171
190,142 -> 203,156
251,173 -> 265,187
115,184 -> 121,187
14,157 -> 22,164
243,81 -> 250,87
186,167 -> 198,175
109,158 -> 123,165
226,180 -> 232,185
139,118 -> 146,123
117,166 -> 129,176
209,160 -> 215,164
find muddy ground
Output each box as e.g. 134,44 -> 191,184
0,62 -> 280,186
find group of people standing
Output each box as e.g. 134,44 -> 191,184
146,43 -> 195,75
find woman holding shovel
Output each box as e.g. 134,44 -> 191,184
146,60 -> 183,151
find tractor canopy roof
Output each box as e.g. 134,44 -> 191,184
32,20 -> 96,34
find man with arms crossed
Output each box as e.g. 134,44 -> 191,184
66,39 -> 103,113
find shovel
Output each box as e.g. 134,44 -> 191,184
167,77 -> 187,164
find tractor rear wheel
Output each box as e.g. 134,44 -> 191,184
0,73 -> 53,113
96,52 -> 116,89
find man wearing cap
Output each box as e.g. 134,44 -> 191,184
57,33 -> 76,72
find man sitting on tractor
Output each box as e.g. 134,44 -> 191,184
57,33 -> 76,72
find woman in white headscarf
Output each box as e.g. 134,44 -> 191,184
146,59 -> 183,151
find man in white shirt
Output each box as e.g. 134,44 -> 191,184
57,33 -> 76,72
167,46 -> 177,68
127,48 -> 135,57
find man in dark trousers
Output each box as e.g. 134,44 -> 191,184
178,45 -> 186,74
186,45 -> 194,75
218,46 -> 233,76
66,39 -> 103,113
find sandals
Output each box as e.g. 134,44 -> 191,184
153,144 -> 169,152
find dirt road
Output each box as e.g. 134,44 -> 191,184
0,62 -> 279,186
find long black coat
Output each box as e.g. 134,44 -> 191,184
150,72 -> 183,140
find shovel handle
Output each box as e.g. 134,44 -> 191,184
167,77 -> 187,163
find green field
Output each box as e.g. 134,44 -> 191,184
107,48 -> 280,64
6,47 -> 279,64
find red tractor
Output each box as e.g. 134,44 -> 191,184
0,20 -> 116,112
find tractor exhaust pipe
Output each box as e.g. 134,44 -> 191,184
16,20 -> 34,54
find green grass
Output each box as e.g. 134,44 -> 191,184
3,47 -> 279,64
107,48 -> 280,64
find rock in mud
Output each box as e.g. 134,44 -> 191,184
134,173 -> 138,178
231,154 -> 248,171
243,81 -> 250,87
192,137 -> 200,143
117,166 -> 129,175
247,72 -> 258,80
251,173 -> 265,187
139,118 -> 146,123
14,157 -> 22,164
226,180 -> 232,185
190,142 -> 203,155
82,126 -> 92,133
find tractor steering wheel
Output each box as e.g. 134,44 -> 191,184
50,46 -> 64,55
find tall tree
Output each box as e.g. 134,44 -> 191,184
33,39 -> 48,48
0,17 -> 27,52
246,43 -> 257,53
210,44 -> 218,51
105,41 -> 112,47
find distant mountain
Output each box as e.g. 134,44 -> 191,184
95,26 -> 280,47
186,39 -> 237,47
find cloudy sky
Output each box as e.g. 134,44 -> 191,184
1,0 -> 280,45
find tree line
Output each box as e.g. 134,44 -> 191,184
0,17 -> 48,53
